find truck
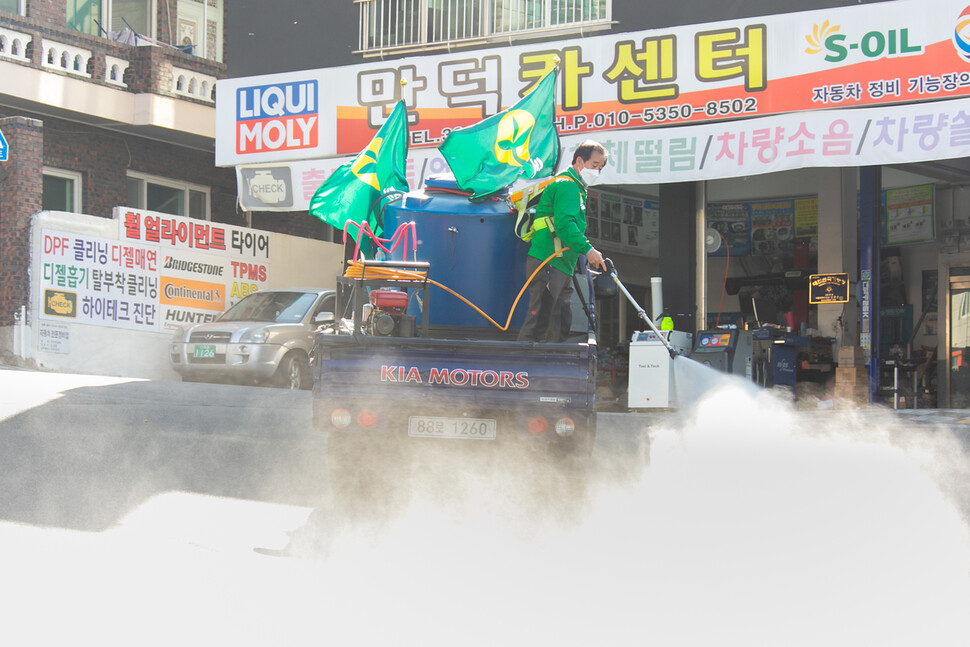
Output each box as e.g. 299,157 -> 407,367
309,179 -> 606,505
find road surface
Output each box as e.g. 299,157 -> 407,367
0,368 -> 967,646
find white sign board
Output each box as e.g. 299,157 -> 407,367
216,0 -> 970,170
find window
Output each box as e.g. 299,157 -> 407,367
127,172 -> 210,220
176,0 -> 224,62
68,0 -> 155,39
358,0 -> 610,55
42,168 -> 83,213
0,0 -> 25,15
111,0 -> 152,34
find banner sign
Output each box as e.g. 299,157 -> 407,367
38,212 -> 274,334
115,208 -> 272,329
237,96 -> 970,210
39,230 -> 160,332
216,0 -> 970,167
578,95 -> 970,186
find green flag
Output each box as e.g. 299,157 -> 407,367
309,100 -> 409,245
439,69 -> 559,199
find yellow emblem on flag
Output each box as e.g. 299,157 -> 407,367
493,110 -> 534,168
350,137 -> 384,190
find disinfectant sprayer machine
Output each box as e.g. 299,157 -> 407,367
603,261 -> 693,410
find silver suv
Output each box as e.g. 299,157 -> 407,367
169,288 -> 336,389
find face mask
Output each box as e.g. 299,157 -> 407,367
579,166 -> 601,185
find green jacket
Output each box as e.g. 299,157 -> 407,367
527,166 -> 592,276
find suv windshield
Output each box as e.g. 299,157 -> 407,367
218,291 -> 317,323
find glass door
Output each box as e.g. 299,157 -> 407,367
948,267 -> 970,407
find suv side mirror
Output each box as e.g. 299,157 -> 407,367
314,311 -> 335,324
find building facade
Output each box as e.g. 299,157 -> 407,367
0,0 -> 339,377
220,0 -> 970,408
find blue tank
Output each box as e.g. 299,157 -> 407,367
383,175 -> 530,329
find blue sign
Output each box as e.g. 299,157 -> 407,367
0,127 -> 7,161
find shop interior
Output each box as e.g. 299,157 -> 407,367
589,160 -> 970,409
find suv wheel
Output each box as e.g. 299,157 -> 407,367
276,353 -> 310,390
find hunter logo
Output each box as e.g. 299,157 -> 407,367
44,290 -> 77,318
350,137 -> 384,190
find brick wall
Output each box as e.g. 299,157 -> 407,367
0,1 -> 328,328
252,212 -> 332,241
11,2 -> 226,96
0,116 -> 44,325
30,112 -> 239,225
0,107 -> 247,324
25,0 -> 62,28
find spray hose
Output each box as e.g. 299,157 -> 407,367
343,247 -> 570,331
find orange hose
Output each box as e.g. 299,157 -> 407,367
344,248 -> 570,330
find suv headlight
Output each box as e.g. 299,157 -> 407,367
239,327 -> 269,344
171,326 -> 188,342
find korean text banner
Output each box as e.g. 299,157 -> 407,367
569,96 -> 970,185
238,96 -> 970,209
39,230 -> 160,332
216,0 -> 970,166
115,208 -> 273,330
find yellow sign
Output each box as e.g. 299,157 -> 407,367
809,272 -> 850,304
44,290 -> 77,317
160,277 -> 226,311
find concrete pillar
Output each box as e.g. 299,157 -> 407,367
816,167 -> 859,346
658,182 -> 697,333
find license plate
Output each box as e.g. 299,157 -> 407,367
408,416 -> 496,440
192,344 -> 216,359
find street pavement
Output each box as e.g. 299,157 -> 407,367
0,365 -> 968,646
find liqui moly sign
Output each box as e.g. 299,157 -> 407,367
236,80 -> 318,155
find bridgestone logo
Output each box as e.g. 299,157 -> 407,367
163,284 -> 221,302
163,257 -> 224,276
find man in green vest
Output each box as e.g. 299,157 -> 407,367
518,140 -> 608,342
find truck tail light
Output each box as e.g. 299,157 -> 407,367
330,408 -> 352,429
356,408 -> 379,430
554,416 -> 576,437
527,416 -> 549,437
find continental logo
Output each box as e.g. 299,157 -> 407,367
160,277 -> 225,311
44,290 -> 77,318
